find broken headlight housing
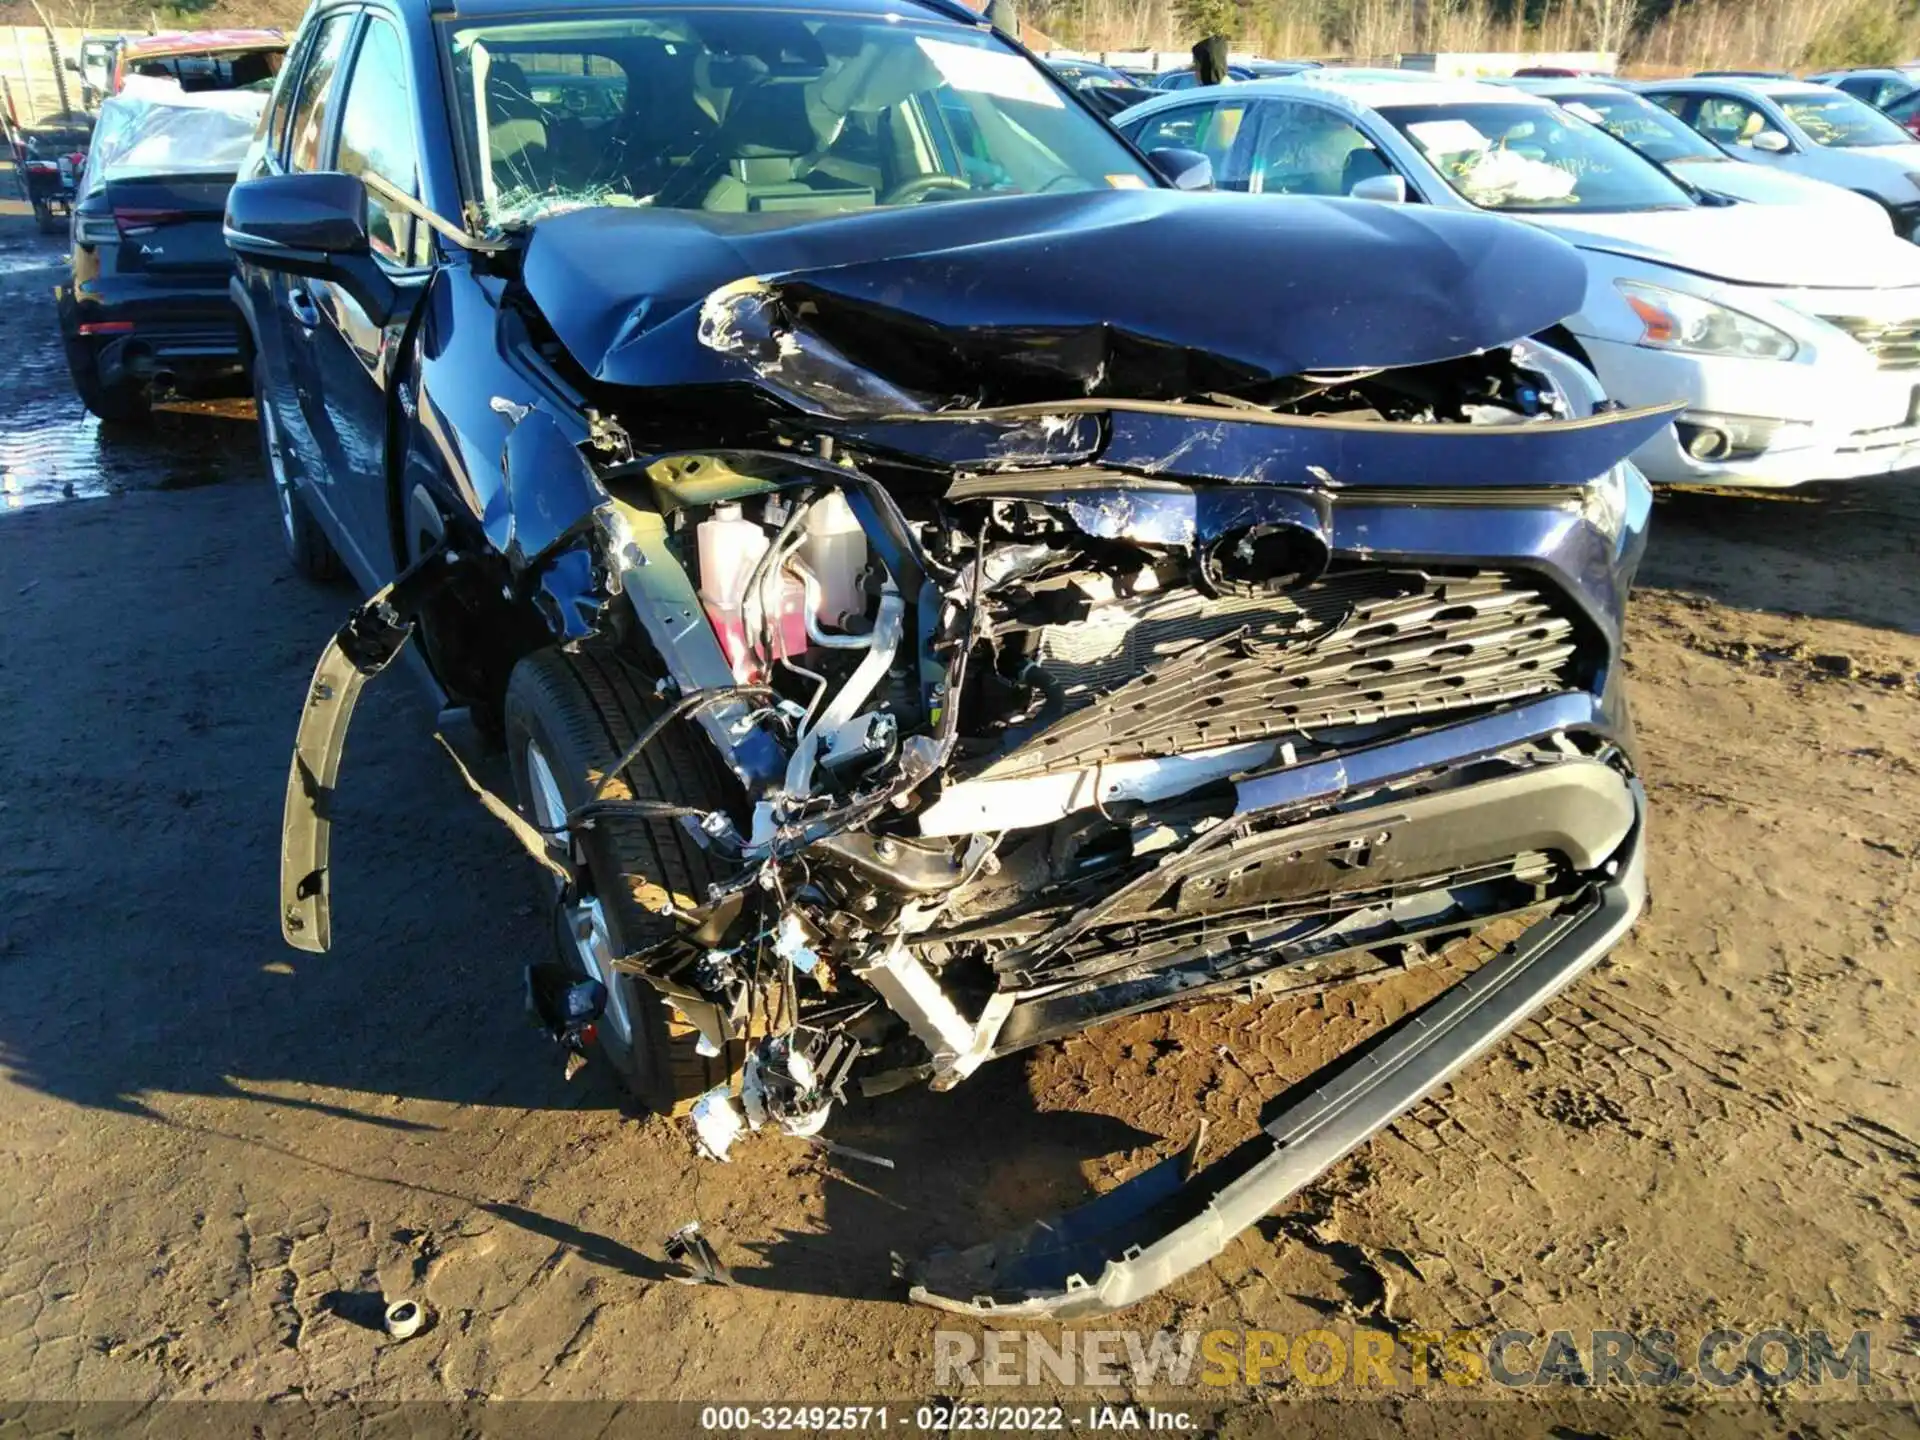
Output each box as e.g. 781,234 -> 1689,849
1512,337 -> 1639,545
1616,279 -> 1799,361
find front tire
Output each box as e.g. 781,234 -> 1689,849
64,338 -> 150,424
504,647 -> 739,1115
254,362 -> 342,581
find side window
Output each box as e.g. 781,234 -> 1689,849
1695,96 -> 1766,147
1648,92 -> 1693,121
266,27 -> 315,159
1129,102 -> 1214,154
288,12 -> 355,173
1193,101 -> 1250,186
1248,102 -> 1392,197
1133,100 -> 1248,168
335,19 -> 425,265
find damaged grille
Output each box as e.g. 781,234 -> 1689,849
1026,851 -> 1556,988
985,570 -> 1580,778
1821,314 -> 1920,369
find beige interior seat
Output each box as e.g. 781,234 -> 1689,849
485,59 -> 548,192
699,81 -> 872,212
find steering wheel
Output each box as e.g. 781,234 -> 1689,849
881,173 -> 971,205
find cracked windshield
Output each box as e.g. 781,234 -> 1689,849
1381,101 -> 1694,211
444,12 -> 1153,228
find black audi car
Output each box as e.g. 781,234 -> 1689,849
231,0 -> 1668,1315
60,90 -> 264,422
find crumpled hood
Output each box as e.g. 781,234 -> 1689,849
518,189 -> 1588,402
1525,202 -> 1920,288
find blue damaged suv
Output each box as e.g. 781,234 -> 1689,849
228,0 -> 1669,1318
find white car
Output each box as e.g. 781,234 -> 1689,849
1636,78 -> 1920,238
1504,78 -> 1892,231
1113,77 -> 1920,487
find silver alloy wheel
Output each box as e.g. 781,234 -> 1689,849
523,740 -> 635,1049
261,401 -> 295,544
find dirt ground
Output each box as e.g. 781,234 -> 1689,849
1,202 -> 1917,1437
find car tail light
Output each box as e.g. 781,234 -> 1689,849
74,211 -> 120,246
112,207 -> 186,234
77,321 -> 134,336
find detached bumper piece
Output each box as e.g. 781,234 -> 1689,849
906,790 -> 1644,1319
280,554 -> 453,953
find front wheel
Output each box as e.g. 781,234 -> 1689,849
504,647 -> 740,1115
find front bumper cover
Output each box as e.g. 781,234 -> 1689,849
906,782 -> 1646,1319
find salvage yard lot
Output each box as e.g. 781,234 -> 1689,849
1,204 -> 1917,1430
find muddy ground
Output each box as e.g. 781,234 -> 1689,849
1,202 -> 1917,1436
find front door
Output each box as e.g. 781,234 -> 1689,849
265,9 -> 364,572
295,12 -> 433,584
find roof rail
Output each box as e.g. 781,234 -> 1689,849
907,0 -> 992,27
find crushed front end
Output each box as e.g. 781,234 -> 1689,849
280,193 -> 1670,1314
581,329 -> 1663,1310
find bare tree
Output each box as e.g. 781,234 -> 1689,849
1576,0 -> 1637,58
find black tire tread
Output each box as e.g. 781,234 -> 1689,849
505,647 -> 738,1115
253,362 -> 342,581
285,489 -> 343,580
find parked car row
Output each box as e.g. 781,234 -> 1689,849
1114,72 -> 1920,487
36,0 -> 1915,1319
47,30 -> 289,417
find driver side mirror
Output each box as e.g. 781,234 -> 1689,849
1349,173 -> 1408,203
1750,130 -> 1790,153
1146,147 -> 1213,190
224,171 -> 397,325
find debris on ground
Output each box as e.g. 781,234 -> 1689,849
806,1136 -> 896,1170
382,1298 -> 429,1341
664,1223 -> 733,1287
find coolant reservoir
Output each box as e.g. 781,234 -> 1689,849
795,491 -> 868,630
697,503 -> 767,610
696,502 -> 805,681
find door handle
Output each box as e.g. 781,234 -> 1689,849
287,287 -> 320,329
